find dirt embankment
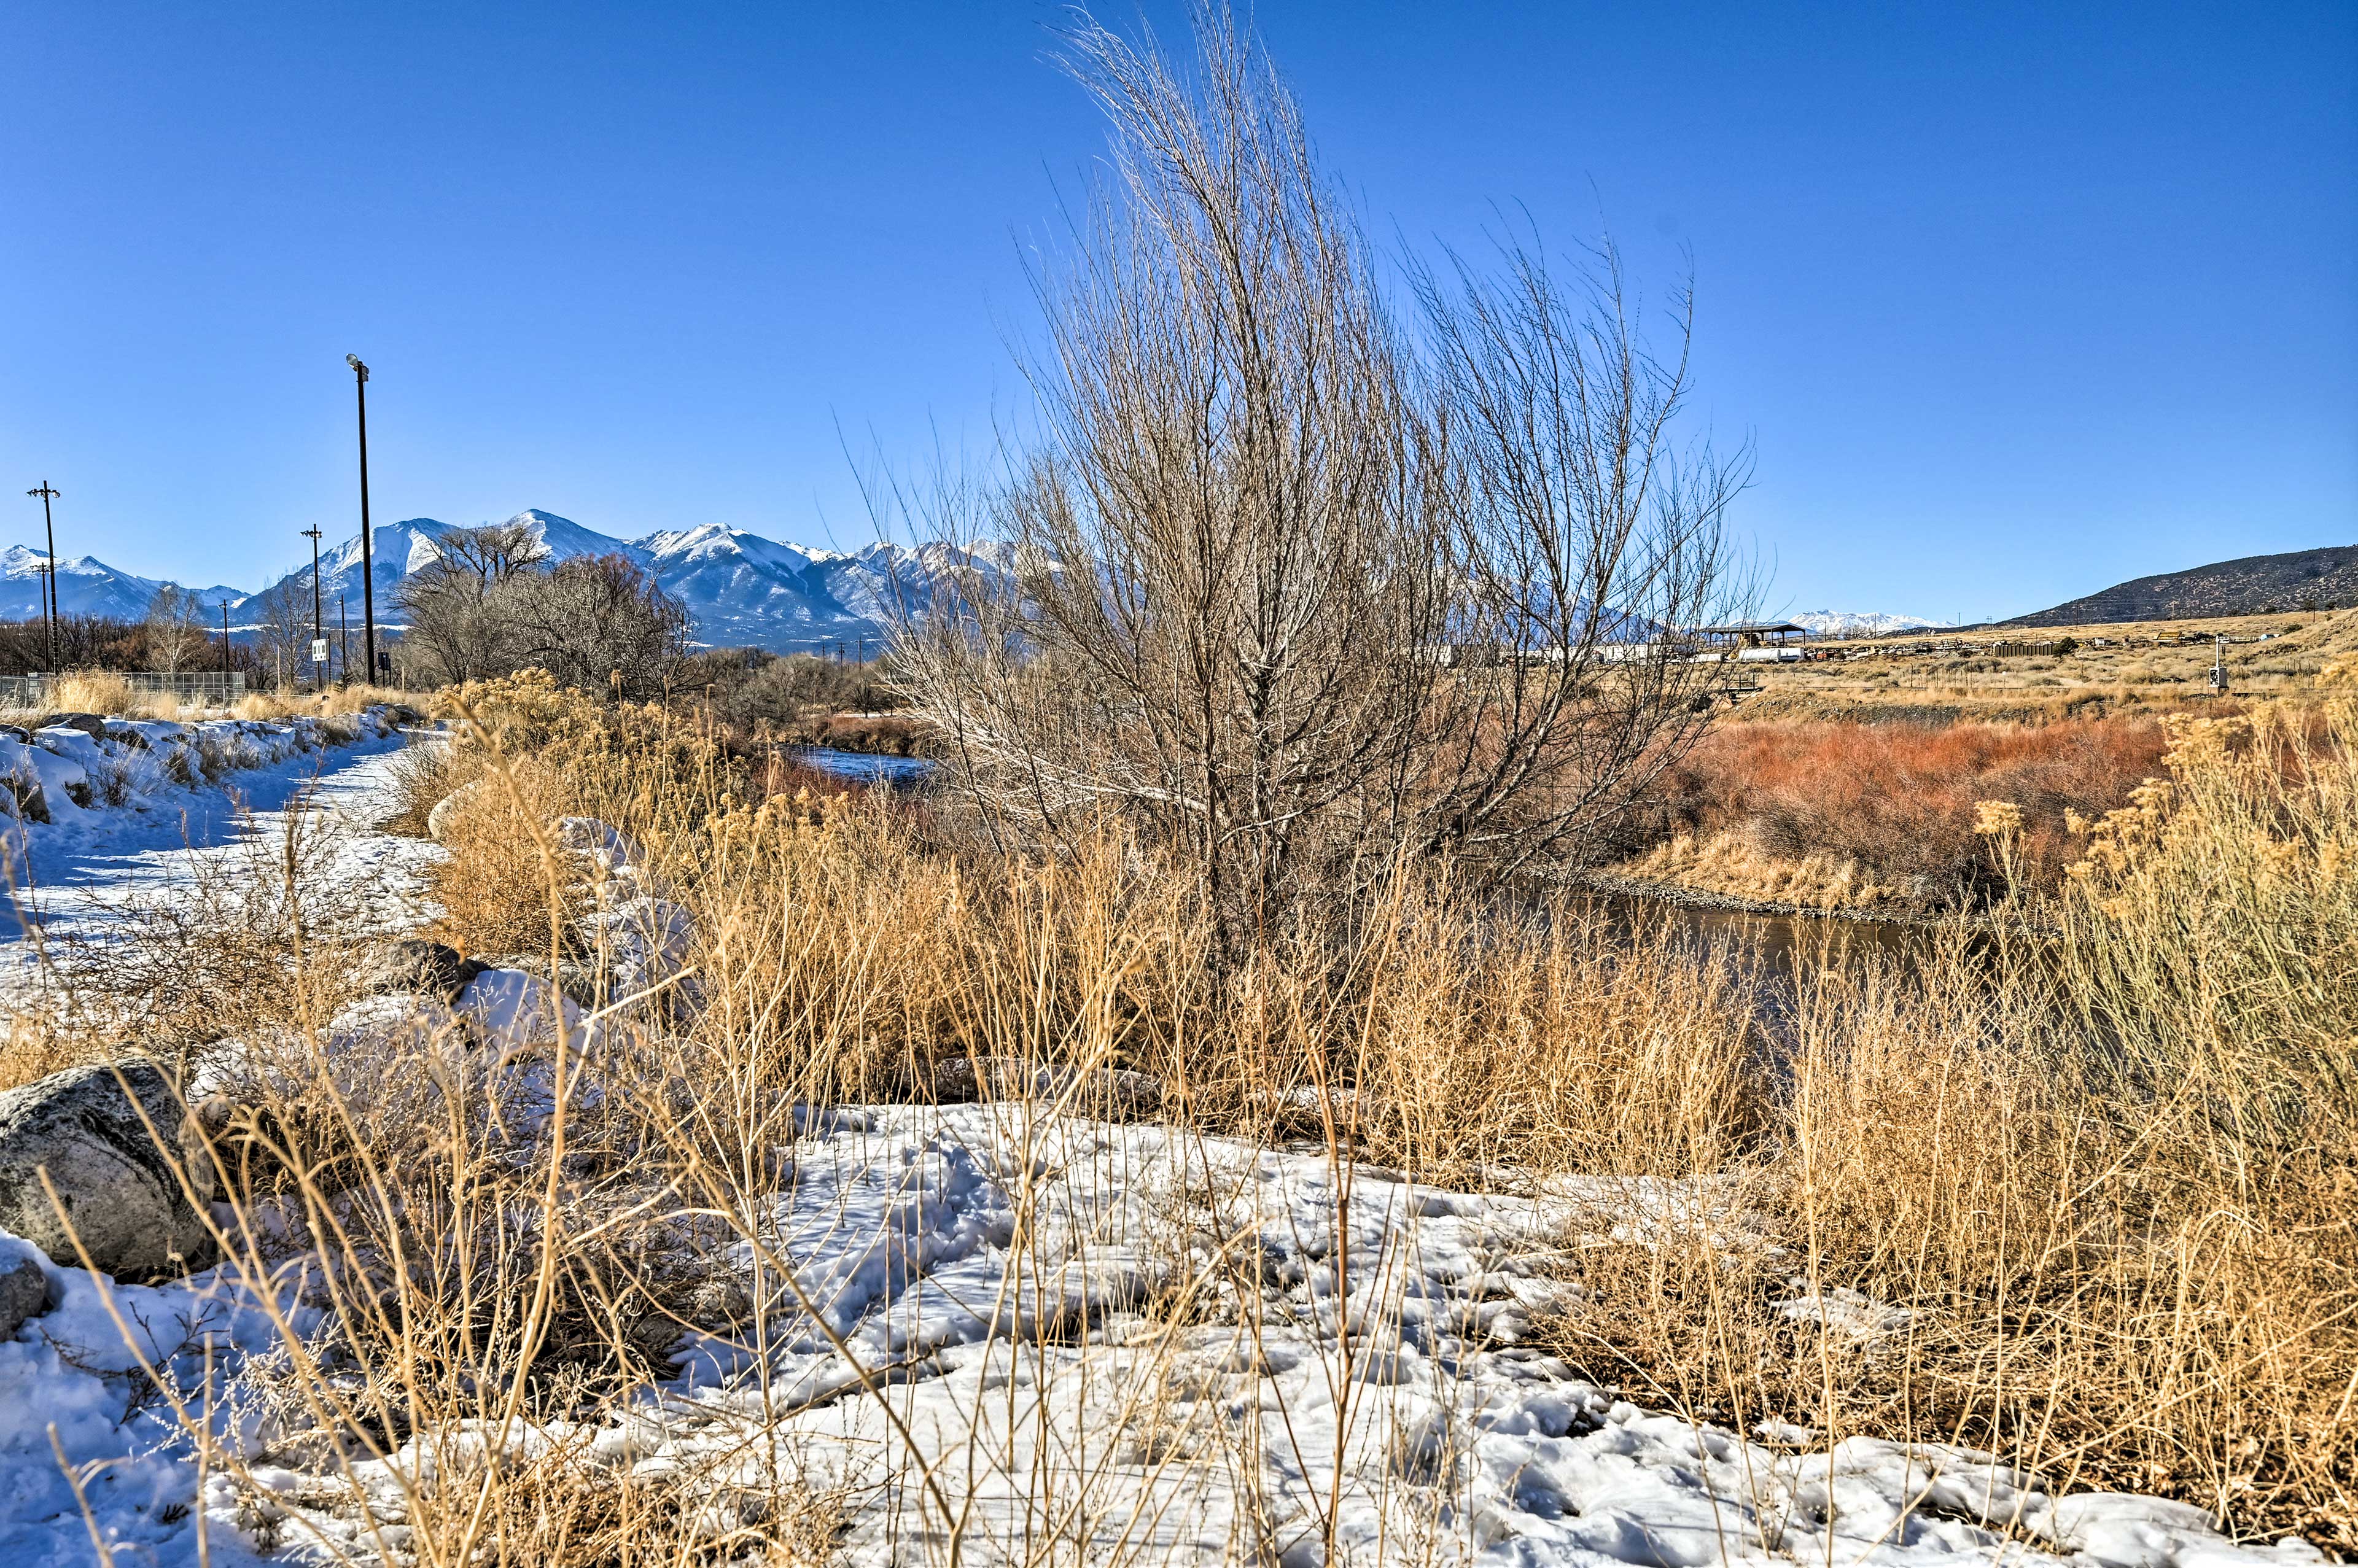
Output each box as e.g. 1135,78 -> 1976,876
782,711 -> 936,756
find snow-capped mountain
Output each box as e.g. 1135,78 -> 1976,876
634,524 -> 854,648
275,509 -> 640,625
3,509 -> 1023,655
629,527 -> 1022,651
252,510 -> 1020,654
1,545 -> 240,622
1788,610 -> 1942,638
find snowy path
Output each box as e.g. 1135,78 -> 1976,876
0,732 -> 442,950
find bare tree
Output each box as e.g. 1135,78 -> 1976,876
251,581 -> 309,692
893,10 -> 1453,956
1403,235 -> 1755,874
398,522 -> 550,687
142,585 -> 209,675
894,7 -> 1753,959
505,554 -> 691,701
400,524 -> 687,699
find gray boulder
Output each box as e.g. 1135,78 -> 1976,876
31,713 -> 107,740
0,1243 -> 50,1339
0,1062 -> 216,1281
0,776 -> 46,825
426,780 -> 484,844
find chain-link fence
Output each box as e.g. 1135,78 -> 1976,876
0,671 -> 248,710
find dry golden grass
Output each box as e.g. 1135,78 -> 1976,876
0,668 -> 185,723
48,669 -> 142,716
21,661 -> 2352,1556
1746,606 -> 2358,724
419,758 -> 593,958
1544,673 -> 2358,1545
394,679 -> 1770,1178
2,802 -> 402,1094
0,1012 -> 90,1093
222,682 -> 415,723
1627,831 -> 1899,908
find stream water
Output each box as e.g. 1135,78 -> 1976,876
792,746 -> 936,787
790,746 -> 1940,987
1575,889 -> 1935,985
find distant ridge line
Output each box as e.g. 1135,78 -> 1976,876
2006,543 -> 2358,627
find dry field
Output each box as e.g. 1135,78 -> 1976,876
1736,607 -> 2358,725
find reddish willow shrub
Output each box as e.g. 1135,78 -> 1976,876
1644,717 -> 2170,895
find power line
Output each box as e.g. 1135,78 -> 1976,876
25,481 -> 60,672
302,524 -> 325,693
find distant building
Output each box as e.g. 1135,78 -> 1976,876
1694,621 -> 1807,648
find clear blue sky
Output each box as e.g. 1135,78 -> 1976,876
4,2 -> 2352,619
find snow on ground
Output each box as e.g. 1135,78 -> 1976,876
3,1101 -> 2322,1566
0,711 -> 441,950
0,1235 -> 303,1567
636,1106 -> 2314,1568
0,783 -> 2328,1566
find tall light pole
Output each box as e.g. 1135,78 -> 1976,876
25,482 -> 60,673
302,524 -> 325,693
345,355 -> 376,683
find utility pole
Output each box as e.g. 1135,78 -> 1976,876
222,603 -> 231,677
302,524 -> 325,693
339,594 -> 349,686
25,482 -> 60,673
345,355 -> 376,683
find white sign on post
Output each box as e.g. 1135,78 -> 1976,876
310,638 -> 330,664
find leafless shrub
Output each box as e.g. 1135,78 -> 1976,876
892,7 -> 1753,960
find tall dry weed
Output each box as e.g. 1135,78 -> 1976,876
45,659 -> 2354,1558
1555,685 -> 2358,1546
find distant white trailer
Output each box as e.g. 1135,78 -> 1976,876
1595,642 -> 1698,664
1736,646 -> 1804,663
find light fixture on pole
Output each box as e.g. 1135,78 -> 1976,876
345,355 -> 376,683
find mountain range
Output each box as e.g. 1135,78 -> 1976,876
2,546 -> 241,623
1787,610 -> 1942,637
44,513 -> 2335,653
1,511 -> 1012,656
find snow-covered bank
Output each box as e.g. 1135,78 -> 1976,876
0,707 -> 427,945
0,1104 -> 2317,1567
1,707 -> 408,839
